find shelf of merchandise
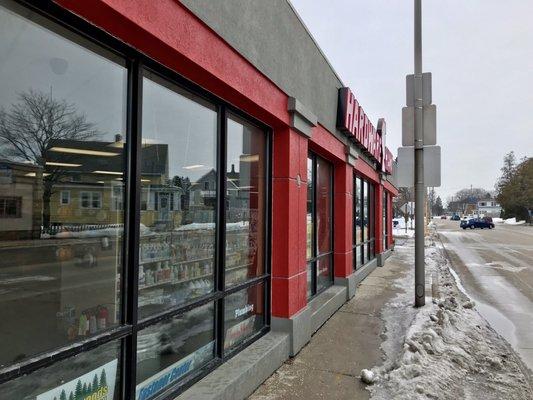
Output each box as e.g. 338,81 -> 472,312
139,256 -> 172,266
138,263 -> 253,291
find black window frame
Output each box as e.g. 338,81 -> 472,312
353,175 -> 376,270
0,1 -> 272,399
306,153 -> 334,299
383,191 -> 389,250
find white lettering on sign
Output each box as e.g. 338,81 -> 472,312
234,304 -> 254,318
337,87 -> 393,174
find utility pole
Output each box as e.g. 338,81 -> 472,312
414,0 -> 425,307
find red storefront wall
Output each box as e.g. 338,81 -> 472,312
55,0 -> 396,322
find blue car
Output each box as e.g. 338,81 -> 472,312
460,218 -> 495,229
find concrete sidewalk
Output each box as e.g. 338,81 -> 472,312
249,244 -> 411,400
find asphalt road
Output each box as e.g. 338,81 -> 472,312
436,218 -> 533,371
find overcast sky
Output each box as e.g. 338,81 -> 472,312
290,0 -> 533,202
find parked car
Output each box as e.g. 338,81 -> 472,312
451,214 -> 460,221
460,218 -> 495,230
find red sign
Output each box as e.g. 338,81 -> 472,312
337,87 -> 393,174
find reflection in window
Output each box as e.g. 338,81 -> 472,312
353,175 -> 376,269
136,303 -> 215,400
353,176 -> 362,269
139,73 -> 217,319
306,157 -> 313,260
224,283 -> 265,351
368,184 -> 375,260
381,190 -> 389,250
306,154 -> 333,298
0,340 -> 121,399
225,114 -> 266,287
316,158 -> 332,256
0,0 -> 126,366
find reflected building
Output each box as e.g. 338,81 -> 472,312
0,160 -> 43,240
38,136 -> 183,233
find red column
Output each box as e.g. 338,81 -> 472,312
271,127 -> 308,318
375,183 -> 384,254
333,163 -> 353,278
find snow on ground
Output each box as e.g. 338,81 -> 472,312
393,218 -> 414,229
504,217 -> 526,225
366,236 -> 533,400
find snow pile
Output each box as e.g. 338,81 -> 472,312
365,238 -> 533,400
492,217 -> 504,224
504,217 -> 526,225
361,369 -> 377,384
393,218 -> 414,230
54,226 -> 122,239
175,221 -> 249,231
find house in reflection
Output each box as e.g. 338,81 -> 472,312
43,136 -> 183,231
188,169 -> 216,224
0,160 -> 43,240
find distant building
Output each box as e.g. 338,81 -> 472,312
477,199 -> 501,217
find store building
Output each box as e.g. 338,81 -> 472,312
0,1 -> 398,399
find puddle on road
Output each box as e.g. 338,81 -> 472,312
448,267 -> 518,348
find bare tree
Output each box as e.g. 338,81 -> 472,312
0,90 -> 98,228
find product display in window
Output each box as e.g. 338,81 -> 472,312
137,230 -> 214,313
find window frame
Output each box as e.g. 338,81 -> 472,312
80,191 -> 102,209
306,152 -> 334,299
0,2 -> 272,399
0,196 -> 22,218
353,175 -> 376,270
382,190 -> 390,250
60,190 -> 70,206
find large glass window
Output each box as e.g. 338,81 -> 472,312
0,0 -> 126,368
383,191 -> 389,250
225,114 -> 267,287
137,72 -> 268,392
306,154 -> 333,298
0,1 -> 271,397
368,184 -> 375,260
139,73 -> 217,319
353,175 -> 376,269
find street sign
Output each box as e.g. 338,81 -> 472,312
396,145 -> 441,187
402,105 -> 436,146
406,73 -> 432,106
400,202 -> 415,214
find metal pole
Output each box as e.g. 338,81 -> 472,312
414,0 -> 425,307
